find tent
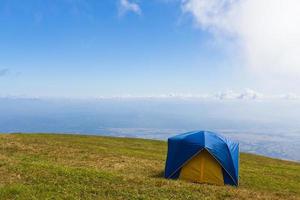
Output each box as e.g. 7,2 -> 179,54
164,131 -> 239,186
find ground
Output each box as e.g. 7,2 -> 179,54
0,133 -> 299,200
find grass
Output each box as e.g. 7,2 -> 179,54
0,133 -> 299,200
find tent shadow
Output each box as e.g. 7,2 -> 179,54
151,170 -> 165,179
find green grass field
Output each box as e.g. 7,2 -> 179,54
0,133 -> 299,200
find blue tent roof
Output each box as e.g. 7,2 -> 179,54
164,131 -> 239,186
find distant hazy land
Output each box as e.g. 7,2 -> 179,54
0,97 -> 300,162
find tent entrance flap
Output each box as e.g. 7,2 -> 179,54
179,149 -> 224,185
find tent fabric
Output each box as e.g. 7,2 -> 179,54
179,149 -> 224,185
164,131 -> 239,186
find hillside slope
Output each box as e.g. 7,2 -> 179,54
0,134 -> 299,200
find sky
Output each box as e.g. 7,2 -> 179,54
1,0 -> 300,98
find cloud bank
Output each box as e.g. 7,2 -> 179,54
95,89 -> 300,101
215,89 -> 263,100
182,0 -> 300,76
119,0 -> 141,16
2,89 -> 300,101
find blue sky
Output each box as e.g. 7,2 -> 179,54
1,0 -> 300,162
0,0 -> 299,98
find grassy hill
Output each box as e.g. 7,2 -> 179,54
0,134 -> 299,200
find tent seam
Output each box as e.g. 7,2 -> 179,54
212,132 -> 238,182
205,148 -> 238,186
167,148 -> 204,179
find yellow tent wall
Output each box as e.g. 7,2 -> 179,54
179,149 -> 224,185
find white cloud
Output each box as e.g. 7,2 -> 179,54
182,0 -> 300,76
237,89 -> 263,100
215,89 -> 263,100
119,0 -> 141,16
215,90 -> 240,100
279,93 -> 300,100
